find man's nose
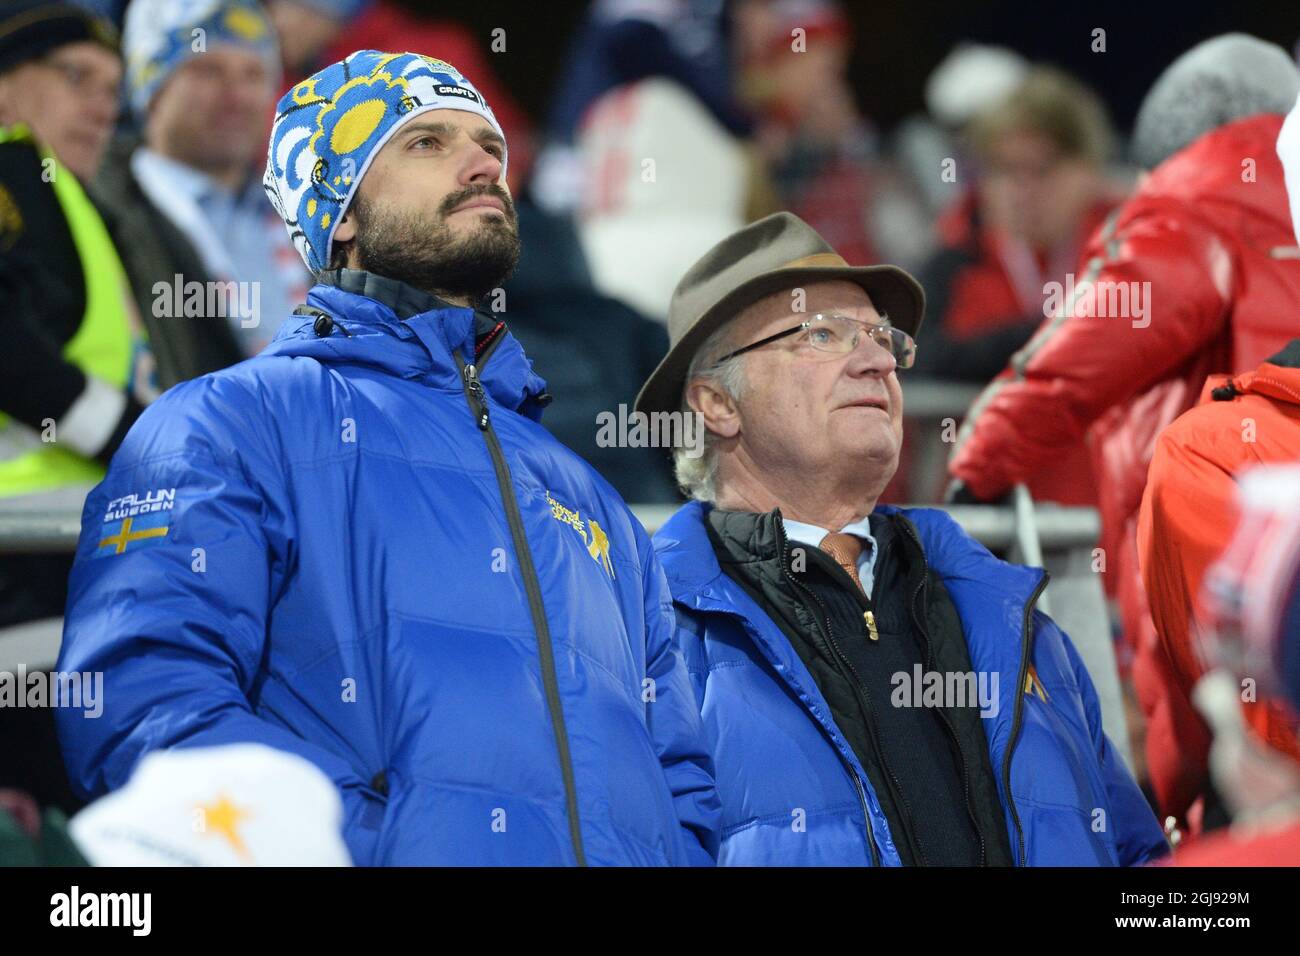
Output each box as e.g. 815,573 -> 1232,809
845,331 -> 897,376
460,141 -> 503,185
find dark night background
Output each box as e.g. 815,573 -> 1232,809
392,0 -> 1300,137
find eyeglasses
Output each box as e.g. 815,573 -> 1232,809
713,313 -> 916,368
37,54 -> 121,108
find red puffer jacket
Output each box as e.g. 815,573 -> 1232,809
1136,349 -> 1300,830
948,113 -> 1300,667
1169,819 -> 1300,866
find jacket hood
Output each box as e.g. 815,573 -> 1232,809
655,499 -> 1044,611
1139,114 -> 1295,230
260,269 -> 550,419
1202,338 -> 1300,406
1131,33 -> 1299,170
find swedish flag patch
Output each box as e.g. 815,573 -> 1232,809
96,512 -> 171,557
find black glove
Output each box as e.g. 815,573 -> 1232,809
944,478 -> 1010,506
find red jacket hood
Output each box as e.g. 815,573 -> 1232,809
1200,342 -> 1300,407
1141,113 -> 1295,236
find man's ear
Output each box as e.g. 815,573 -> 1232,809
687,378 -> 741,440
332,207 -> 356,244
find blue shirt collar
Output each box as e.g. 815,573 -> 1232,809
134,146 -> 262,206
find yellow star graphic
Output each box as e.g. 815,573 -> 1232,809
196,795 -> 253,863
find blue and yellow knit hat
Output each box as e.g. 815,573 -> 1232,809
263,49 -> 507,274
123,0 -> 279,120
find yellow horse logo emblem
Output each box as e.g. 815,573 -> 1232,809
587,519 -> 614,579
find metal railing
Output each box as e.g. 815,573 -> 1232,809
0,509 -> 85,553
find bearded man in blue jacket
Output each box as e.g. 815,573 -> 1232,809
54,50 -> 719,867
635,212 -> 1167,866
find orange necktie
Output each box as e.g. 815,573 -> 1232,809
819,532 -> 879,640
819,532 -> 865,593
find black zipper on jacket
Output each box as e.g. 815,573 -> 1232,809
456,347 -> 587,866
798,544 -> 926,865
777,524 -> 888,866
1004,572 -> 1049,867
898,520 -> 987,866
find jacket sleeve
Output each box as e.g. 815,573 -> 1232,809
949,207 -> 1232,499
638,536 -> 721,865
1052,617 -> 1170,865
55,383 -> 381,865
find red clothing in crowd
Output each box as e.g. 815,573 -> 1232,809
949,114 -> 1300,666
926,190 -> 1116,506
1137,347 -> 1300,829
933,191 -> 1113,340
1168,819 -> 1300,865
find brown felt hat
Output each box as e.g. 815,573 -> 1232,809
633,212 -> 925,416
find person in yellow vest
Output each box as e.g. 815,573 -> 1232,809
0,2 -> 153,628
0,2 -> 153,500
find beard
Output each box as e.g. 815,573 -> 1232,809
347,184 -> 520,303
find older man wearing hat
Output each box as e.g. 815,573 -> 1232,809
56,49 -> 719,867
641,211 -> 1166,866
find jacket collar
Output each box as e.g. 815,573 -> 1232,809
262,269 -> 550,420
1265,338 -> 1300,370
656,499 -> 1047,674
1248,339 -> 1300,405
704,506 -> 784,564
315,269 -> 478,322
658,499 -> 1041,595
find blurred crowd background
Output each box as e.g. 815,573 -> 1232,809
15,0 -> 1299,504
7,0 -> 1300,502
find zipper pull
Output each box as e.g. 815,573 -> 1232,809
462,363 -> 490,429
864,609 -> 879,641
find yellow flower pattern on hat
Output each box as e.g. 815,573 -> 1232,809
264,50 -> 505,273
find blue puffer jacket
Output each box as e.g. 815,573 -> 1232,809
654,500 -> 1167,866
57,272 -> 720,867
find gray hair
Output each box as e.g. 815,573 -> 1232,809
1131,33 -> 1300,170
674,323 -> 746,503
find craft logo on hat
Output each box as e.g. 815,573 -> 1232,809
264,50 -> 506,274
435,83 -> 482,104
